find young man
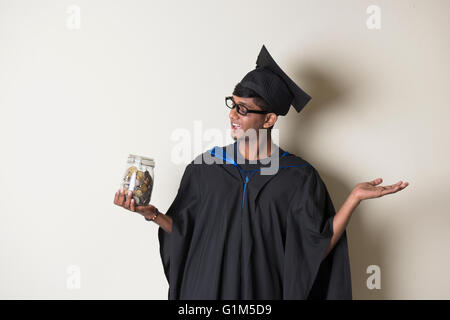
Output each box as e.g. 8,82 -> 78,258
114,45 -> 409,299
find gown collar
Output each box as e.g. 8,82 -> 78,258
207,141 -> 290,168
206,141 -> 305,203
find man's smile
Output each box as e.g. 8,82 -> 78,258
231,121 -> 242,131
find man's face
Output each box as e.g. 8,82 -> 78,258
229,95 -> 269,141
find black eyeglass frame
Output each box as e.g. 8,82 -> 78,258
225,96 -> 269,116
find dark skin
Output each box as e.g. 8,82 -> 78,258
229,95 -> 278,160
229,95 -> 278,137
114,189 -> 172,233
114,96 -> 409,257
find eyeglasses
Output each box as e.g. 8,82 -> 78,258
225,96 -> 269,116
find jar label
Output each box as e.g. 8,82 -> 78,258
128,171 -> 137,191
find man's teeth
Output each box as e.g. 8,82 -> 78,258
232,123 -> 241,128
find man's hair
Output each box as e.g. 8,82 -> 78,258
232,83 -> 274,130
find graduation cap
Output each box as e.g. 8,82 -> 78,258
238,45 -> 311,116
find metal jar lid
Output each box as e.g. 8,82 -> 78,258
127,154 -> 155,167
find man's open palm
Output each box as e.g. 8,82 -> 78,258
353,178 -> 409,201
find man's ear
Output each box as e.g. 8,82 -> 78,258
263,113 -> 277,129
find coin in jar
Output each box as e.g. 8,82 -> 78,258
135,178 -> 142,187
127,166 -> 138,177
137,171 -> 145,181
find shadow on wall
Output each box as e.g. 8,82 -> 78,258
281,62 -> 391,299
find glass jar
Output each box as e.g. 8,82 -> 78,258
120,154 -> 155,206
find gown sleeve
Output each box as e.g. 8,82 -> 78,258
283,167 -> 352,300
157,161 -> 201,299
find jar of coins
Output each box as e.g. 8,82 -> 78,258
121,154 -> 155,206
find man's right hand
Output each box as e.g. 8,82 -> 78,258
114,189 -> 158,221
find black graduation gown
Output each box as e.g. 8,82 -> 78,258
158,142 -> 352,300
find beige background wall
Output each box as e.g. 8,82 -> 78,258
1,0 -> 449,299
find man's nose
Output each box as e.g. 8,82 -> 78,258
229,107 -> 239,120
